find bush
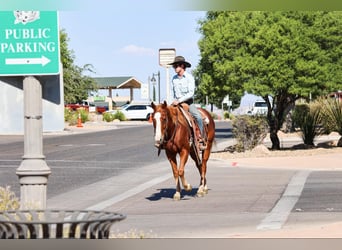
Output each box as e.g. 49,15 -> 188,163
0,186 -> 20,211
77,108 -> 89,123
103,112 -> 113,122
64,108 -> 89,125
223,111 -> 230,120
292,102 -> 324,146
210,112 -> 218,120
319,97 -> 342,147
102,111 -> 126,122
319,98 -> 342,135
114,111 -> 126,121
232,115 -> 268,152
64,108 -> 73,122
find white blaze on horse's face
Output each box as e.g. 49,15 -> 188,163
154,112 -> 162,144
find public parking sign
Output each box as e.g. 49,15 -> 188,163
0,11 -> 60,76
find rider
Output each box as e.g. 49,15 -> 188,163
168,55 -> 206,150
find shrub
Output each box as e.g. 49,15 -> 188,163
223,111 -> 230,120
64,108 -> 73,122
77,108 -> 89,123
319,98 -> 342,135
64,108 -> 89,125
292,102 -> 324,146
102,112 -> 115,122
232,115 -> 268,152
210,112 -> 218,120
319,97 -> 342,147
0,186 -> 20,211
102,111 -> 126,122
113,111 -> 126,121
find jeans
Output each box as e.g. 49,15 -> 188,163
189,104 -> 203,136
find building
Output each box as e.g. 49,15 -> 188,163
0,75 -> 64,134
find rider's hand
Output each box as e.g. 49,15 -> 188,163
172,100 -> 179,106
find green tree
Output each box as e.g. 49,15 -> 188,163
196,11 -> 342,149
60,29 -> 98,104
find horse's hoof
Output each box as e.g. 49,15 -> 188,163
203,187 -> 208,194
184,183 -> 192,192
173,192 -> 181,201
196,191 -> 204,197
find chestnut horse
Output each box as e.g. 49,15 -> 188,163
151,101 -> 215,200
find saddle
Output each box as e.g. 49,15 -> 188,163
178,103 -> 209,149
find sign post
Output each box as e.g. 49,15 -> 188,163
159,48 -> 176,104
17,76 -> 51,209
0,11 -> 60,209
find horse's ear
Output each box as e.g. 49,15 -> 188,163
151,102 -> 156,110
163,100 -> 167,107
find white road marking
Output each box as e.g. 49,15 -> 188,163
257,170 -> 311,230
85,173 -> 171,211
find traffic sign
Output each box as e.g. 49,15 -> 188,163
159,48 -> 176,67
0,11 -> 60,76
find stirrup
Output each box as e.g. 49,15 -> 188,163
199,140 -> 207,150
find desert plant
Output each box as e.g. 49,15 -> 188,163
319,97 -> 342,146
0,186 -> 20,211
232,115 -> 269,152
64,108 -> 73,122
210,112 -> 218,120
77,108 -> 89,123
319,98 -> 342,135
102,112 -> 115,122
64,108 -> 89,125
223,111 -> 230,120
292,102 -> 324,146
110,229 -> 156,239
113,111 -> 126,121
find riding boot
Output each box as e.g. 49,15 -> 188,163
198,136 -> 207,151
197,129 -> 207,151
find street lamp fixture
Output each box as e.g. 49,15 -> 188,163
151,71 -> 160,103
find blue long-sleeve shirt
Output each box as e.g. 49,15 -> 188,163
170,71 -> 195,103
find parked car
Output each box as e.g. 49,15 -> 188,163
105,103 -> 153,121
251,100 -> 268,115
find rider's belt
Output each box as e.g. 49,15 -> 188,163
182,98 -> 194,105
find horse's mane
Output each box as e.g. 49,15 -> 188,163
167,105 -> 188,129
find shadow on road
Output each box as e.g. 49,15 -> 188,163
146,188 -> 199,201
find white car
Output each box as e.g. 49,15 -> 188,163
251,100 -> 268,115
105,104 -> 153,121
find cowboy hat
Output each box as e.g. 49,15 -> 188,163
168,56 -> 191,68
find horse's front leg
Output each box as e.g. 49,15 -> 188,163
179,149 -> 192,193
166,151 -> 181,200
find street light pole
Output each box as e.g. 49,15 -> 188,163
151,71 -> 160,103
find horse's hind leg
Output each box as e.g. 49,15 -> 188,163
196,147 -> 211,197
190,149 -> 205,197
166,151 -> 181,200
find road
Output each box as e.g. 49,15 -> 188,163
1,121 -> 342,237
0,121 -> 232,198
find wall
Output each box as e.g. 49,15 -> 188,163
0,74 -> 64,134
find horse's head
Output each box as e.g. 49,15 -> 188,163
151,101 -> 169,148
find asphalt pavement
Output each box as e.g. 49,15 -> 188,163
44,120 -> 342,238
2,119 -> 342,237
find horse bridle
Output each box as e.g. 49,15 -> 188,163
157,107 -> 180,156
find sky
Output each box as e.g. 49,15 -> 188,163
59,9 -> 206,103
